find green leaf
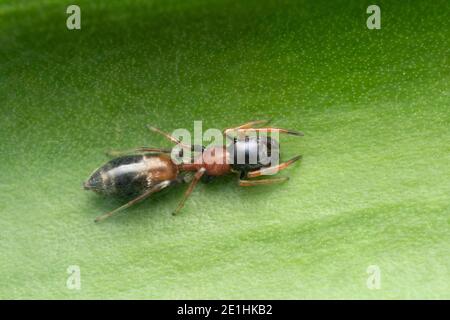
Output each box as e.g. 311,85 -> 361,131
0,0 -> 449,299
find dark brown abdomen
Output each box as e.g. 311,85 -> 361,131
84,154 -> 178,196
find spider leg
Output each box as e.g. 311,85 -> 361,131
94,180 -> 174,223
223,120 -> 271,139
106,147 -> 171,157
147,125 -> 204,154
147,125 -> 192,149
247,155 -> 302,178
172,167 -> 206,215
233,127 -> 303,136
239,177 -> 289,186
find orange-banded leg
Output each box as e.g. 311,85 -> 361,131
106,147 -> 172,157
223,120 -> 271,139
233,127 -> 304,136
94,180 -> 175,223
147,125 -> 204,154
239,177 -> 289,186
246,155 -> 302,178
147,125 -> 192,149
224,120 -> 303,139
224,119 -> 271,133
172,167 -> 206,215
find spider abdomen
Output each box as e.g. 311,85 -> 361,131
84,154 -> 178,196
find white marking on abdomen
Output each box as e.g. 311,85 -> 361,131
107,162 -> 148,178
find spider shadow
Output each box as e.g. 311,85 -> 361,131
83,182 -> 186,223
